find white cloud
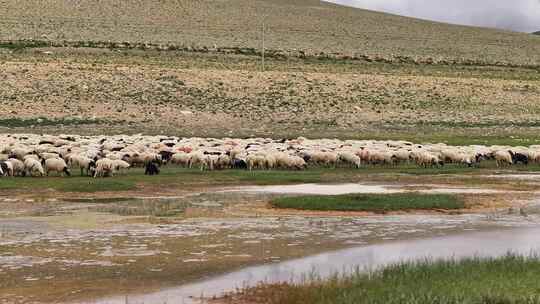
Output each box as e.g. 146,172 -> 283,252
329,0 -> 540,32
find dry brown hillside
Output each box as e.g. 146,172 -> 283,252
1,0 -> 540,66
1,1 -> 540,144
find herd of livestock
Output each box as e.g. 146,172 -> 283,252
0,134 -> 536,178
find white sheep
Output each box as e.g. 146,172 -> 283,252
171,152 -> 191,167
216,154 -> 231,170
246,154 -> 266,171
309,151 -> 338,167
24,158 -> 45,177
3,161 -> 13,176
494,151 -> 512,167
188,152 -> 206,169
40,152 -> 61,160
44,158 -> 71,176
338,152 -> 361,168
94,158 -> 115,178
289,156 -> 307,170
112,159 -> 131,174
69,154 -> 95,176
6,158 -> 25,176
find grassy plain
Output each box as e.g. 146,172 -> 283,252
0,163 -> 538,195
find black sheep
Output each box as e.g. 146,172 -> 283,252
509,151 -> 529,165
0,162 -> 8,176
232,159 -> 247,170
158,151 -> 174,163
145,161 -> 160,175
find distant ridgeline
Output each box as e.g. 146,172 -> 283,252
534,31 -> 540,35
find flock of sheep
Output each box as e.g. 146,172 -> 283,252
0,133 -> 535,178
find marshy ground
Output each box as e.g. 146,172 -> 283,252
2,167 -> 540,303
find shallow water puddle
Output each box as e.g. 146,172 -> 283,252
81,227 -> 540,304
226,183 -> 397,195
226,183 -> 509,195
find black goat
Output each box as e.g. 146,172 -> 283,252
232,158 -> 247,170
158,151 -> 174,163
145,161 -> 160,175
509,151 -> 529,165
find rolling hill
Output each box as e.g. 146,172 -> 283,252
0,0 -> 539,66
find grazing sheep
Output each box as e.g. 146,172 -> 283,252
94,159 -> 115,178
289,156 -> 307,170
69,154 -> 96,176
246,154 -> 266,171
494,151 -> 513,167
10,147 -> 31,160
44,158 -> 71,176
1,161 -> 13,176
40,152 -> 61,160
509,151 -> 529,165
216,154 -> 231,170
265,154 -> 277,170
9,134 -> 540,178
338,152 -> 361,168
6,158 -> 25,176
369,151 -> 395,166
145,161 -> 160,175
171,152 -> 191,167
232,158 -> 248,169
188,152 -> 206,169
24,158 -> 45,177
201,154 -> 219,171
23,154 -> 40,160
413,152 -> 443,168
112,160 -> 131,174
274,152 -> 292,169
392,149 -> 411,165
309,152 -> 338,167
158,151 -> 174,164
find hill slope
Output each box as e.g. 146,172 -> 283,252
0,0 -> 539,66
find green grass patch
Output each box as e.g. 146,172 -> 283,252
0,164 -> 535,193
271,193 -> 464,213
0,40 -> 49,51
240,254 -> 540,304
0,176 -> 136,192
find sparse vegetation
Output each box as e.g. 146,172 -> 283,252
1,0 -> 539,66
0,1 -> 538,141
1,49 -> 540,142
0,117 -> 105,128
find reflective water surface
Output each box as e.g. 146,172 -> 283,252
84,227 -> 540,304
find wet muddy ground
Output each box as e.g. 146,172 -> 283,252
1,175 -> 540,303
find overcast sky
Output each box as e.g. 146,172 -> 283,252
329,0 -> 540,33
